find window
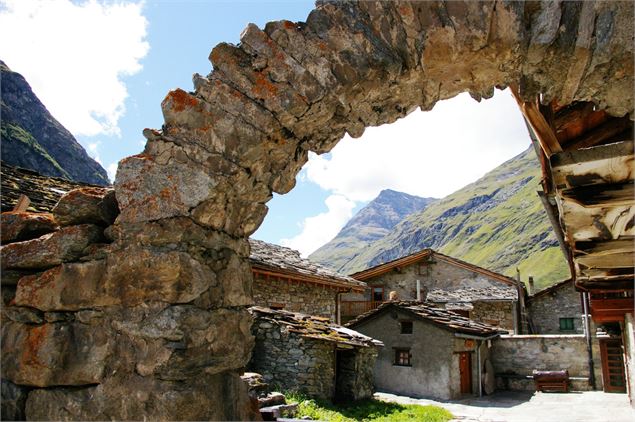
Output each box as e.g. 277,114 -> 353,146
394,348 -> 411,366
371,286 -> 384,302
400,321 -> 413,334
559,318 -> 575,331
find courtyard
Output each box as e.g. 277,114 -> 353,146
376,390 -> 633,422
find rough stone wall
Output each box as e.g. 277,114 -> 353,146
528,284 -> 583,334
353,309 -> 461,400
253,275 -> 337,320
336,347 -> 378,401
491,335 -> 602,392
249,318 -> 336,400
1,1 -> 633,418
470,301 -> 515,332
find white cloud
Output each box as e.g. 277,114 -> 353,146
281,195 -> 356,256
107,162 -> 118,182
305,89 -> 531,201
0,0 -> 149,137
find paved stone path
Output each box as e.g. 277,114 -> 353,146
375,390 -> 634,422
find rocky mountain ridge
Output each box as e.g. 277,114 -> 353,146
310,146 -> 569,290
309,189 -> 436,271
1,60 -> 109,186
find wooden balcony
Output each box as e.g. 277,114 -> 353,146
590,292 -> 634,322
341,300 -> 384,318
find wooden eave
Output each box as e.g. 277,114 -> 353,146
251,264 -> 365,292
513,89 -> 634,292
350,249 -> 516,287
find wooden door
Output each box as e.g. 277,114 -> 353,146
600,339 -> 626,393
459,352 -> 472,394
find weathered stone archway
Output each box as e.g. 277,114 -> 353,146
3,1 -> 633,420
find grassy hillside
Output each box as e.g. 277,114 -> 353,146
327,146 -> 570,290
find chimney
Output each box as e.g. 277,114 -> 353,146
416,280 -> 421,301
389,291 -> 398,301
528,276 -> 535,295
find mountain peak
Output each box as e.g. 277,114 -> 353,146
1,59 -> 109,186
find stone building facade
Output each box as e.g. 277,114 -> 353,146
347,301 -> 503,400
248,306 -> 382,400
250,239 -> 366,321
344,249 -> 522,332
527,279 -> 583,334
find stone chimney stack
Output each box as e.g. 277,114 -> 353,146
528,276 -> 535,295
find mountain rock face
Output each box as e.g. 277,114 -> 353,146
309,189 -> 435,270
313,146 -> 569,290
1,60 -> 109,186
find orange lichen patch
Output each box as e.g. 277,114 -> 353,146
165,89 -> 199,112
318,41 -> 329,52
21,324 -> 49,369
252,72 -> 279,98
398,5 -> 413,16
283,20 -> 296,30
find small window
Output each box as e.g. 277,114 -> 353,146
371,286 -> 384,302
400,321 -> 413,334
559,317 -> 574,331
394,348 -> 411,366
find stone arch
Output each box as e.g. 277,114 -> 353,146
4,1 -> 633,420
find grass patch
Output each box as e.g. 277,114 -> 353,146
284,392 -> 453,422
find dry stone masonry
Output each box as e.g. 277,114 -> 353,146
1,1 -> 633,419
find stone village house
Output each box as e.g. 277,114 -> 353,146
347,301 -> 504,401
343,249 -> 525,332
527,278 -> 584,334
249,238 -> 366,322
248,306 -> 382,401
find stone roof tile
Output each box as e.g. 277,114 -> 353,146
427,285 -> 518,302
249,306 -> 383,348
346,300 -> 505,337
249,238 -> 366,290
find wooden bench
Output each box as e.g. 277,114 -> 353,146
533,370 -> 569,392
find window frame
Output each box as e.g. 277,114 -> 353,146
393,348 -> 412,367
559,317 -> 575,331
400,320 -> 413,334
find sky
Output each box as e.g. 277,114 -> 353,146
0,0 -> 532,257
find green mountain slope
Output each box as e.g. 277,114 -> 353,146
1,60 -> 109,186
309,189 -> 436,270
318,146 -> 569,290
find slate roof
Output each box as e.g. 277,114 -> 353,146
249,306 -> 383,348
346,300 -> 506,337
427,285 -> 518,302
249,239 -> 366,291
1,163 -> 101,212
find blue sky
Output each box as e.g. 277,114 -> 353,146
0,1 -> 531,256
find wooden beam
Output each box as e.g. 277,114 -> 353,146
562,116 -> 632,152
576,251 -> 635,269
510,88 -> 562,157
574,238 -> 634,256
560,182 -> 635,208
12,194 -> 30,212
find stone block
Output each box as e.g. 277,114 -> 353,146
14,246 -> 214,311
53,187 -> 119,226
1,320 -> 111,387
1,224 -> 104,270
25,371 -> 257,421
1,212 -> 59,244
